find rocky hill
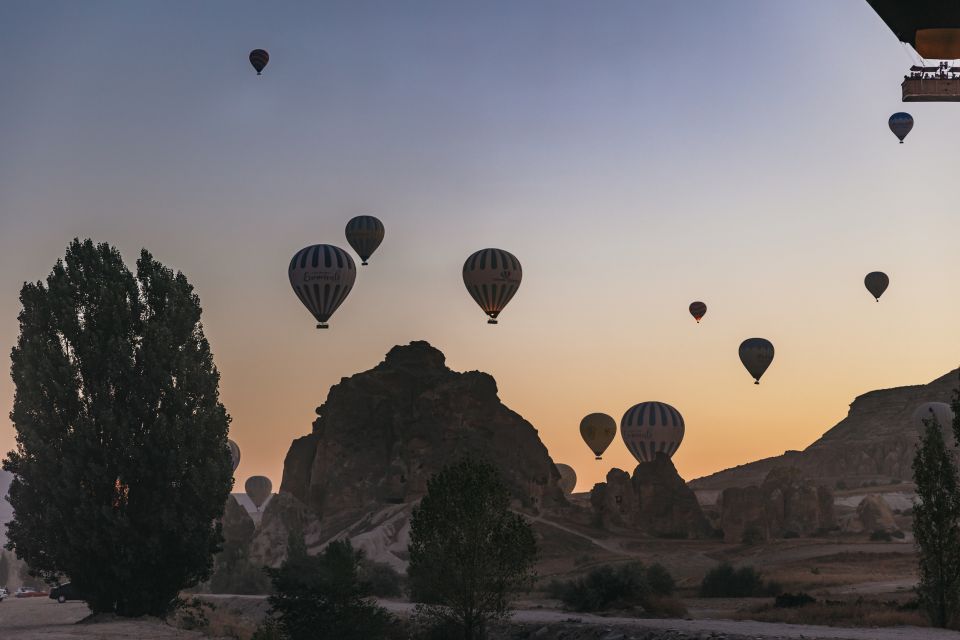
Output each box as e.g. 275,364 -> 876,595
691,369 -> 959,491
274,341 -> 569,566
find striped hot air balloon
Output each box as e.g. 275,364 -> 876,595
913,402 -> 954,431
345,215 -> 385,266
689,301 -> 707,323
249,49 -> 269,75
462,248 -> 522,324
288,245 -> 357,329
555,463 -> 577,495
228,439 -> 241,473
620,401 -> 685,465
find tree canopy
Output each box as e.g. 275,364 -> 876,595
3,239 -> 233,616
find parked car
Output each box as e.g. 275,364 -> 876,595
49,583 -> 85,603
15,587 -> 48,598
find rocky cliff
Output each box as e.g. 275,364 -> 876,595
719,466 -> 834,543
279,341 -> 568,550
590,454 -> 714,539
691,369 -> 959,490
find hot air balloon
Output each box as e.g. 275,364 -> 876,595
245,476 -> 272,511
620,401 -> 685,465
288,245 -> 357,329
864,271 -> 889,301
228,439 -> 241,473
580,413 -> 617,460
249,49 -> 269,75
462,249 -> 522,324
689,301 -> 707,323
345,216 -> 385,266
913,402 -> 955,430
888,113 -> 914,143
555,463 -> 577,495
739,338 -> 774,384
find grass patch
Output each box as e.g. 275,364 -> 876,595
734,598 -> 927,628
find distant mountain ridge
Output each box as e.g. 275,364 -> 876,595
690,369 -> 959,491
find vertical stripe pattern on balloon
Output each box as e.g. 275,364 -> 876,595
288,245 -> 357,327
462,248 -> 522,322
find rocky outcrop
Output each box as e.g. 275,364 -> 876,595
691,369 -> 959,490
248,493 -> 323,567
719,466 -> 834,543
849,494 -> 899,534
591,454 -> 714,539
280,341 -> 567,539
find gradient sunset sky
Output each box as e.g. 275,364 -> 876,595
2,1 -> 959,493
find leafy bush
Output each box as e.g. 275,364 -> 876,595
548,562 -> 683,616
775,592 -> 816,608
835,480 -> 848,490
699,563 -> 780,598
783,530 -> 800,539
360,560 -> 404,598
870,529 -> 893,542
741,526 -> 765,545
891,530 -> 906,540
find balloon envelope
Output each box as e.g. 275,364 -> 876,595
888,113 -> 913,143
462,249 -> 522,324
739,338 -> 774,384
864,272 -> 889,301
288,245 -> 357,329
228,439 -> 241,473
913,402 -> 954,430
620,401 -> 685,465
580,413 -> 617,459
345,215 -> 385,265
245,476 -> 273,510
689,301 -> 707,323
555,463 -> 577,495
249,49 -> 269,75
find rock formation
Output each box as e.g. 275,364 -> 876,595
248,493 -> 324,567
590,454 -> 714,539
719,466 -> 834,543
848,494 -> 900,534
691,369 -> 959,491
277,341 -> 569,564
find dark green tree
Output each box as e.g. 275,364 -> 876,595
0,551 -> 9,586
408,459 -> 538,640
2,239 -> 233,616
912,394 -> 960,628
265,535 -> 394,640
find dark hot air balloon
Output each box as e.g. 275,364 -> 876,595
864,271 -> 889,301
739,338 -> 774,384
245,476 -> 272,511
345,216 -> 385,266
228,439 -> 241,473
620,401 -> 685,465
555,463 -> 577,495
580,413 -> 617,460
249,49 -> 269,75
462,248 -> 522,324
888,113 -> 913,143
689,301 -> 707,323
288,245 -> 357,329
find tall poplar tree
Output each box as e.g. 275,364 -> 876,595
912,384 -> 960,628
3,239 -> 233,616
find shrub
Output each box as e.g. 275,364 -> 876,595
891,530 -> 906,540
783,530 -> 800,539
548,562 -> 683,616
775,592 -> 816,608
741,526 -> 765,546
699,563 -> 779,598
360,560 -> 404,598
870,530 -> 893,542
835,480 -> 848,490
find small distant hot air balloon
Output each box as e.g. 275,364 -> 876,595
288,245 -> 357,329
620,401 -> 685,465
249,49 -> 269,75
689,301 -> 707,323
889,112 -> 913,143
555,463 -> 577,495
864,271 -> 889,301
462,249 -> 522,324
580,413 -> 617,460
228,439 -> 241,473
913,402 -> 955,430
739,338 -> 774,384
345,216 -> 385,266
245,476 -> 273,511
